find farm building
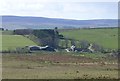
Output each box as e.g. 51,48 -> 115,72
26,45 -> 56,52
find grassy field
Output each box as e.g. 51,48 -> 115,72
1,35 -> 37,51
60,28 -> 118,49
2,53 -> 118,79
2,30 -> 13,35
1,28 -> 119,79
0,28 -> 118,51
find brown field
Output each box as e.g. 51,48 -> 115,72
2,53 -> 118,79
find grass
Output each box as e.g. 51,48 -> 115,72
60,28 -> 118,49
1,28 -> 118,79
1,35 -> 37,51
2,53 -> 118,79
0,28 -> 118,51
2,30 -> 13,35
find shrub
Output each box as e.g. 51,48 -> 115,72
16,47 -> 29,53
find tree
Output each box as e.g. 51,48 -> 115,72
65,39 -> 69,48
53,27 -> 59,48
0,28 -> 4,31
92,43 -> 103,52
14,29 -> 33,35
71,39 -> 76,46
33,29 -> 54,47
33,28 -> 61,49
80,40 -> 90,49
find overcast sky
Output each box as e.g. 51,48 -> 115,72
0,0 -> 118,20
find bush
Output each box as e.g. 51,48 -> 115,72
92,43 -> 104,52
80,40 -> 90,49
16,47 -> 29,53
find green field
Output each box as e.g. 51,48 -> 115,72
60,28 -> 118,49
0,28 -> 118,51
1,28 -> 119,79
1,35 -> 37,51
2,30 -> 13,35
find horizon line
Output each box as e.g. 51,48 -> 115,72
1,15 -> 118,21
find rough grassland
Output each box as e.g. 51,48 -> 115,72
1,35 -> 37,51
2,53 -> 118,79
60,28 -> 118,49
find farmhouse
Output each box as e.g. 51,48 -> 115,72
65,44 -> 94,53
26,46 -> 41,51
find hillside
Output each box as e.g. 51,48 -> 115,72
1,16 -> 117,30
0,28 -> 118,51
1,35 -> 37,51
60,28 -> 118,49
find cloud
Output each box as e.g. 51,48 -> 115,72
0,0 -> 118,20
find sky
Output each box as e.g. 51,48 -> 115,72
0,0 -> 119,20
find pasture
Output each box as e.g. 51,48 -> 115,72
1,35 -> 37,51
2,53 -> 118,79
0,28 -> 118,51
60,28 -> 118,49
1,28 -> 119,79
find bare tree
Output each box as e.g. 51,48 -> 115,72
80,40 -> 90,49
65,39 -> 69,48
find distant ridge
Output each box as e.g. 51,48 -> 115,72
1,16 -> 118,30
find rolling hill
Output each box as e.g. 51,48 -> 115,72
1,16 -> 117,30
0,28 -> 118,51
